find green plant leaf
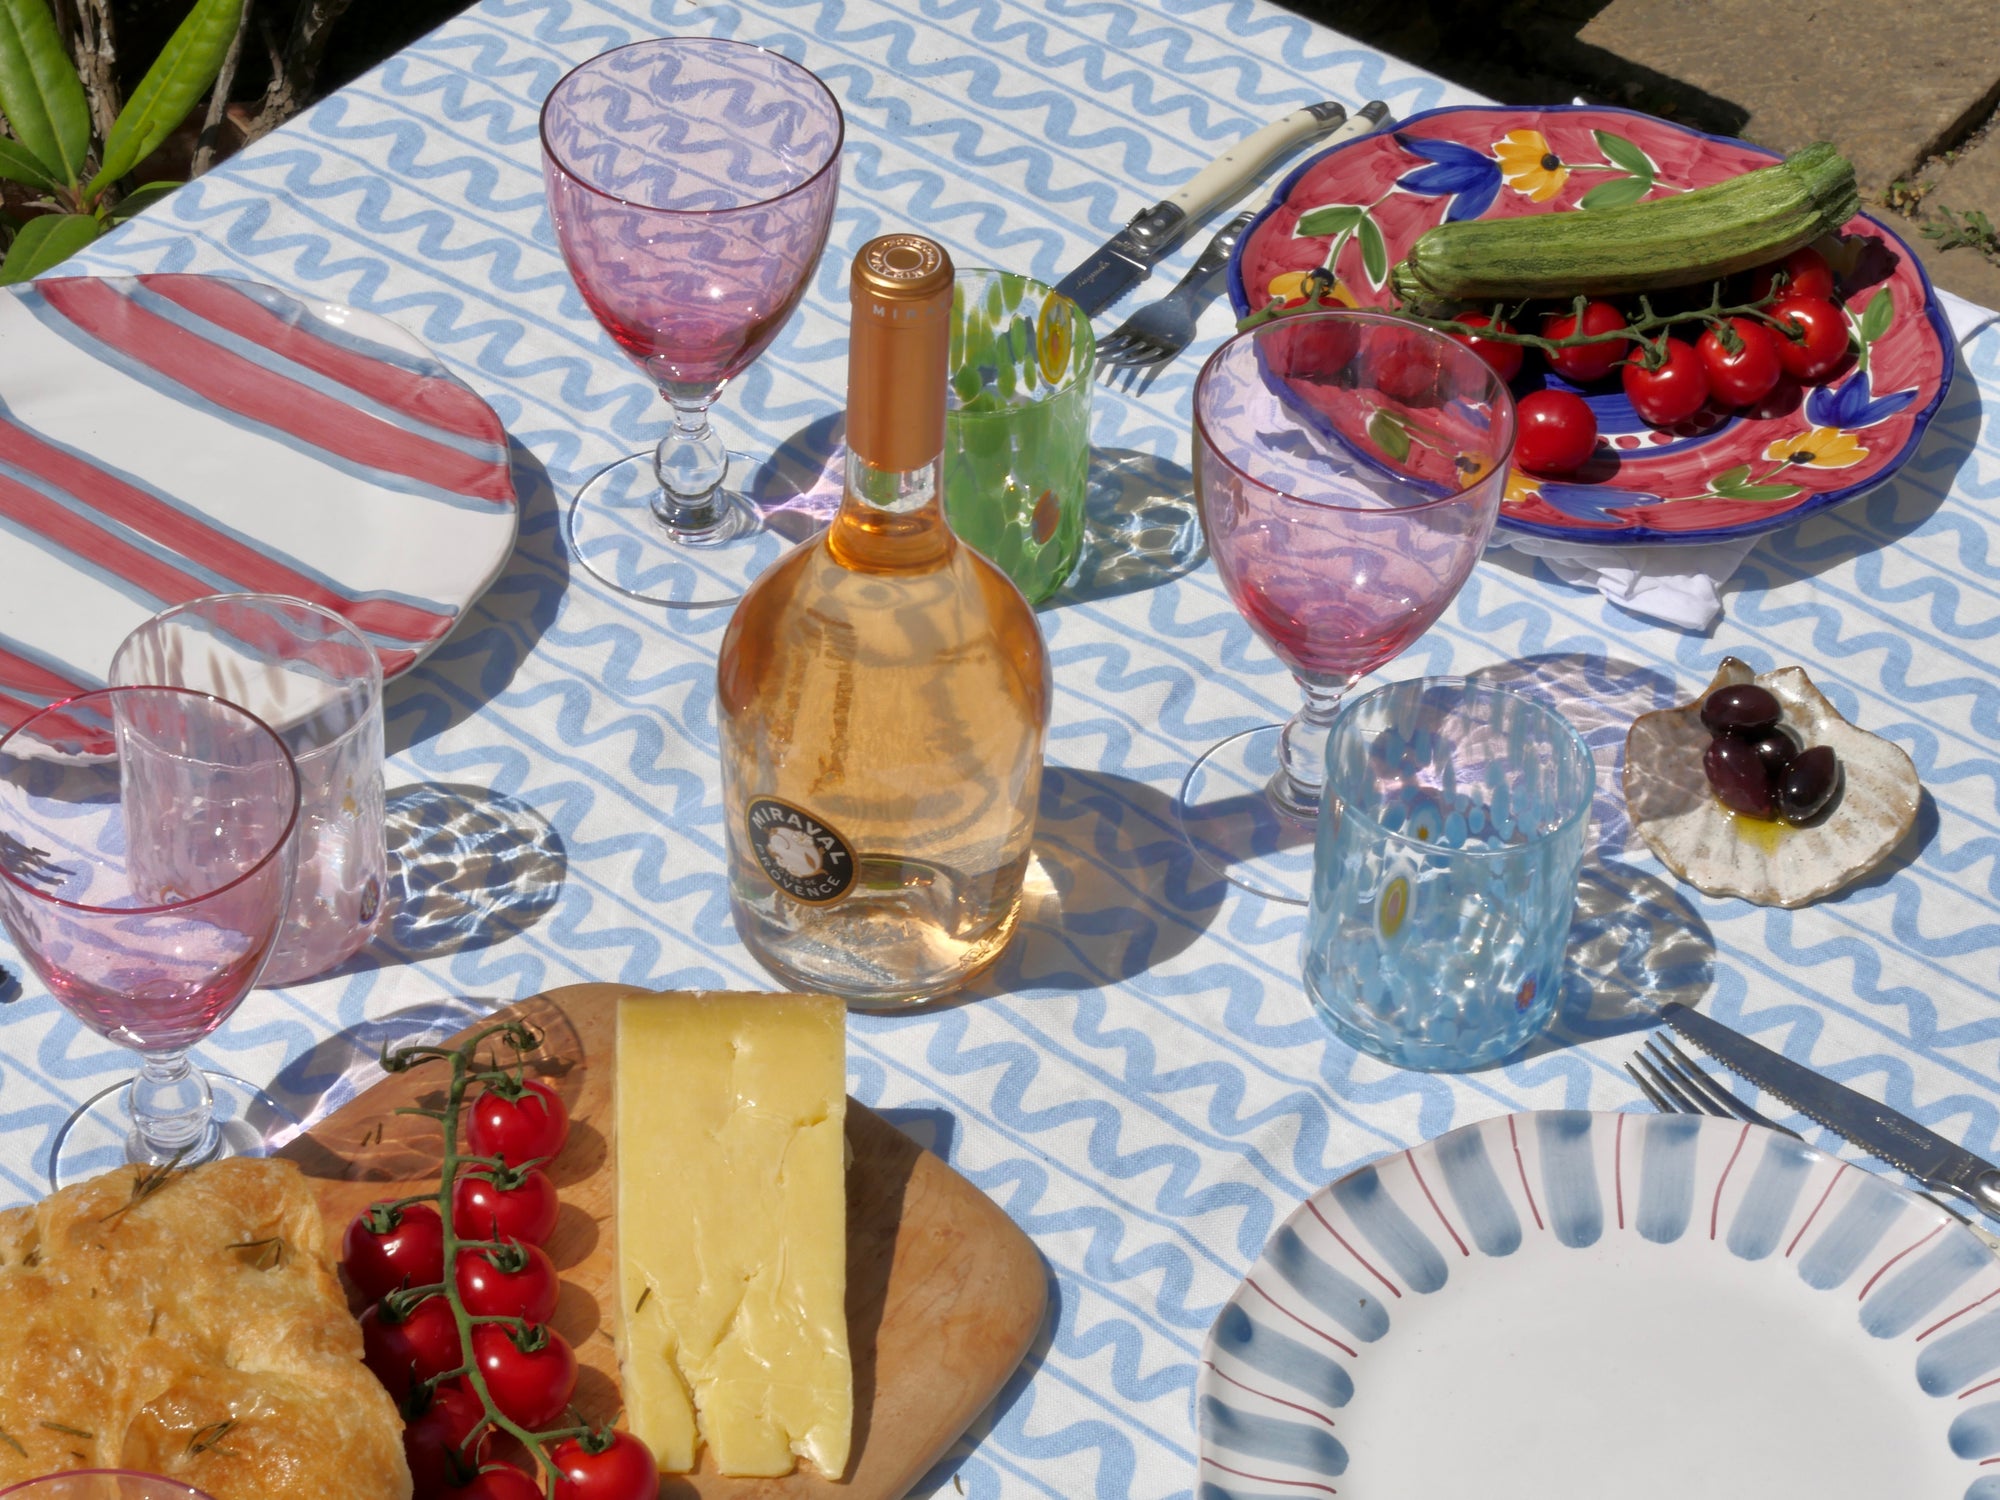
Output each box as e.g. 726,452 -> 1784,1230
0,209 -> 100,282
0,132 -> 57,191
0,0 -> 93,186
105,177 -> 181,222
1858,287 -> 1895,345
1579,175 -> 1653,211
89,0 -> 242,192
1592,130 -> 1654,181
1367,408 -> 1411,463
1294,204 -> 1363,239
1358,213 -> 1387,289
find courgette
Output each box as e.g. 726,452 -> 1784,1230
1389,142 -> 1859,303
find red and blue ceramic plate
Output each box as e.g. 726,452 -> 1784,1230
1227,105 -> 1955,546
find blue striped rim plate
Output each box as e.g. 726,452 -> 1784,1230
0,273 -> 518,730
1199,1110 -> 2000,1499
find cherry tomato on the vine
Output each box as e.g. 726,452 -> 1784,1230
343,1201 -> 445,1303
1448,312 -> 1523,384
448,1465 -> 544,1500
1750,245 -> 1836,304
465,1079 -> 569,1168
550,1430 -> 660,1500
1767,295 -> 1851,382
1368,323 -> 1446,405
471,1322 -> 578,1431
362,1295 -> 464,1401
1697,317 -> 1783,407
455,1240 -> 560,1325
454,1166 -> 560,1247
1540,300 -> 1627,384
403,1378 -> 489,1496
1620,337 -> 1709,426
1514,389 -> 1598,477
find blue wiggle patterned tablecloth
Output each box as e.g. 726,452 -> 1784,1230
5,0 -> 1999,1494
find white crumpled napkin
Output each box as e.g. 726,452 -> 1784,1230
1487,287 -> 1995,632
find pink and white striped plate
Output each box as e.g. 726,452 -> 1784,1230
0,273 -> 518,728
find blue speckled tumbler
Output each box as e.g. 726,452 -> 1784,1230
1304,678 -> 1594,1070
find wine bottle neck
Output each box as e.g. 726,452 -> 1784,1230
828,447 -> 951,570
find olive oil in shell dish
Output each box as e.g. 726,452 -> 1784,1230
1623,657 -> 1920,907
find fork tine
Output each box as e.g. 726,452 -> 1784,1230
1646,1040 -> 1745,1118
1629,1052 -> 1706,1115
1655,1039 -> 1804,1139
1624,1060 -> 1676,1114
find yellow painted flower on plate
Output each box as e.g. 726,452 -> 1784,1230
1495,128 -> 1568,203
1266,270 -> 1356,308
1762,426 -> 1868,469
1504,468 -> 1541,504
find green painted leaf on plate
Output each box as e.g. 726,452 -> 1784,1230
1592,130 -> 1654,181
1368,408 -> 1411,463
1294,204 -> 1363,240
1358,214 -> 1387,289
1579,175 -> 1653,211
1858,287 -> 1895,345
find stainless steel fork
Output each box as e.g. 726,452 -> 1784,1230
1628,1037 -> 2000,1254
1096,209 -> 1257,371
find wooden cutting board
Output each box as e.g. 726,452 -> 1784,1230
276,983 -> 1047,1499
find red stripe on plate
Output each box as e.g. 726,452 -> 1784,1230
1201,1458 -> 1337,1495
0,413 -> 456,650
38,279 -> 512,505
138,275 -> 506,445
0,469 -> 210,603
0,642 -> 86,703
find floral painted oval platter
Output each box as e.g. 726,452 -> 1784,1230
1226,105 -> 1954,546
1197,1111 -> 2000,1499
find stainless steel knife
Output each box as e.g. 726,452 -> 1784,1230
1663,1002 -> 2000,1219
1052,99 -> 1390,317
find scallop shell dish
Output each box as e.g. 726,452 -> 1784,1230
1623,657 -> 1921,908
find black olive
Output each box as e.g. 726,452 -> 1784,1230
1745,725 -> 1797,779
1704,733 -> 1777,819
1700,683 -> 1782,735
1777,744 -> 1841,825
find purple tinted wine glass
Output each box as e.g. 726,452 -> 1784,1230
1177,310 -> 1516,903
0,688 -> 299,1187
542,36 -> 844,606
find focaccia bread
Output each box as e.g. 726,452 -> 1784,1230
0,1157 -> 410,1499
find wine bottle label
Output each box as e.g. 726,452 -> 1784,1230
745,797 -> 857,904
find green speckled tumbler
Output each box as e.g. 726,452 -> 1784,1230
943,269 -> 1094,604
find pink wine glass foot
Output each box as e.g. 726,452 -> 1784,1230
0,688 -> 300,1187
542,36 -> 844,607
1176,310 -> 1516,904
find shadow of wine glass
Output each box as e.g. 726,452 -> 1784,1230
743,409 -> 844,544
1052,446 -> 1207,606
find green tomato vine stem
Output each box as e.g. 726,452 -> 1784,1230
379,1019 -> 573,1496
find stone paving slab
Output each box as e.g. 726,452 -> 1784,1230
1564,0 -> 2000,195
1909,127 -> 2000,311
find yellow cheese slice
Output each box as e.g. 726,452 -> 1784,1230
614,989 -> 852,1479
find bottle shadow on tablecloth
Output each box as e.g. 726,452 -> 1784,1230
961,767 -> 1229,1006
1462,653 -> 1719,1062
385,437 -> 569,756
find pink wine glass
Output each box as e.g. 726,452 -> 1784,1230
1178,310 -> 1515,903
542,36 -> 844,606
0,688 -> 299,1187
0,1474 -> 217,1500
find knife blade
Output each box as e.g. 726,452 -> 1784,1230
1053,99 -> 1390,317
1662,1002 -> 2000,1219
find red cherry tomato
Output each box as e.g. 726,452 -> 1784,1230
454,1166 -> 560,1247
1448,312 -> 1523,383
550,1430 -> 660,1500
1697,317 -> 1783,407
362,1295 -> 464,1401
343,1201 -> 445,1303
1750,245 -> 1836,303
1514,389 -> 1598,476
465,1079 -> 570,1168
455,1240 -> 560,1325
449,1466 -> 544,1500
1265,313 -> 1357,380
1767,295 -> 1851,382
1620,337 -> 1709,426
471,1323 -> 578,1431
403,1378 -> 489,1495
1366,323 -> 1446,405
1540,300 -> 1627,384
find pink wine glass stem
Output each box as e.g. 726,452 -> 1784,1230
1275,679 -> 1350,816
655,382 -> 730,537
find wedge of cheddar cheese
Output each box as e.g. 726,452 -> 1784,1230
613,989 -> 851,1479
